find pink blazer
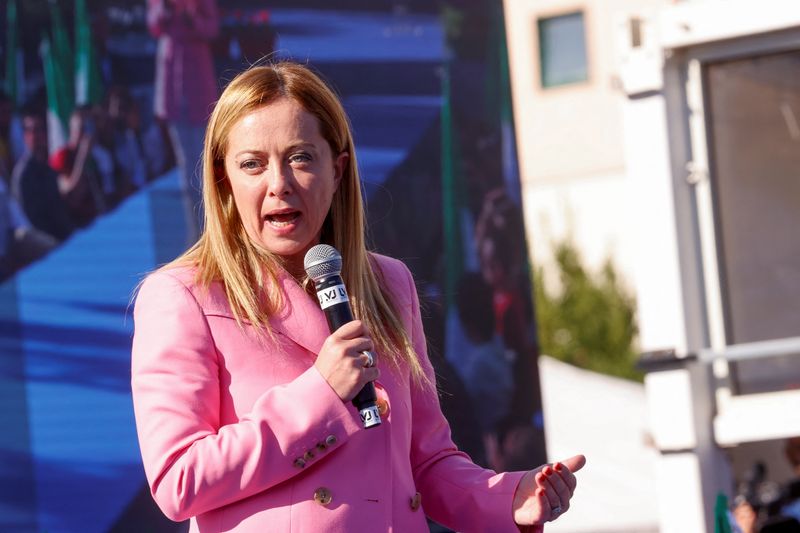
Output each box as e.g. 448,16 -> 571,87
131,254 -> 533,532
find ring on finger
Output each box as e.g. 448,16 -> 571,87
551,505 -> 562,517
362,350 -> 375,368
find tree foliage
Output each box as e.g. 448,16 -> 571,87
534,240 -> 642,381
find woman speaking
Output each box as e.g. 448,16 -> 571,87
131,62 -> 585,532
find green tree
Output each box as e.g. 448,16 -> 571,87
534,240 -> 642,381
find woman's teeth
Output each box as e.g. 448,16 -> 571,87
266,213 -> 299,227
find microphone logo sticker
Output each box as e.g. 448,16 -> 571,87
316,284 -> 349,310
359,405 -> 381,428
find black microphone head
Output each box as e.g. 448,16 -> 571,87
304,244 -> 342,281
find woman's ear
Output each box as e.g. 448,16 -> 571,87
333,151 -> 349,189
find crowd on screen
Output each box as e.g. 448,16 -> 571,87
0,0 -> 222,281
0,88 -> 176,280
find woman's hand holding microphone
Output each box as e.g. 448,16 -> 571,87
314,320 -> 379,402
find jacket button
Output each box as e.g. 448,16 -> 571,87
303,450 -> 315,462
316,441 -> 328,452
293,457 -> 306,469
313,487 -> 332,506
376,398 -> 389,417
410,491 -> 421,511
325,434 -> 337,447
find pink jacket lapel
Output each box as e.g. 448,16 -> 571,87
269,270 -> 330,357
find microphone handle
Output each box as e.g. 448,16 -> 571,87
314,274 -> 381,429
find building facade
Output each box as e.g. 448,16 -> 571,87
505,0 -> 800,531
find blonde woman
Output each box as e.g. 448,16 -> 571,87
131,62 -> 585,532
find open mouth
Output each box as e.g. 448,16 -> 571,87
264,211 -> 300,227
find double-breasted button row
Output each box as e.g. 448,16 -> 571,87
313,486 -> 332,506
311,488 -> 417,509
294,434 -> 338,469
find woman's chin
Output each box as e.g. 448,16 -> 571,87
257,238 -> 318,268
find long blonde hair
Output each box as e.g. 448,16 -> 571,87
166,62 -> 425,384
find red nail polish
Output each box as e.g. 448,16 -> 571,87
543,467 -> 552,476
554,463 -> 563,472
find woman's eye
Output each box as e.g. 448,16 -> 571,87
240,159 -> 262,171
289,152 -> 312,164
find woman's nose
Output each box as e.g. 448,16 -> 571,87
266,164 -> 292,197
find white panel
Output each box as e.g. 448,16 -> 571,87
715,390 -> 800,446
659,0 -> 800,49
622,94 -> 687,354
645,370 -> 697,450
655,453 -> 708,533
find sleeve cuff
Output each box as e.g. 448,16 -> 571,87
248,365 -> 363,462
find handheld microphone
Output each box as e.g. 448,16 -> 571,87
304,244 -> 381,429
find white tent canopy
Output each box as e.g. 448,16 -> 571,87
539,356 -> 659,533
